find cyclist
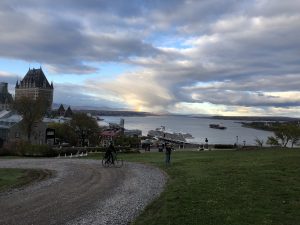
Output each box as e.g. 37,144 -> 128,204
105,142 -> 116,164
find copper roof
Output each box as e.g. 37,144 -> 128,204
17,68 -> 53,89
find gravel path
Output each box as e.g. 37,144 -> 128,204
0,158 -> 167,225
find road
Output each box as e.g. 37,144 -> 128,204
0,158 -> 166,225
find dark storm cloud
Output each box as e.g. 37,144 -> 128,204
6,0 -> 184,16
0,0 -> 160,74
0,0 -> 299,114
253,0 -> 300,17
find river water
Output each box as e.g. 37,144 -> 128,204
99,115 -> 273,145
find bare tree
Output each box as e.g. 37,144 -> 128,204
254,137 -> 264,147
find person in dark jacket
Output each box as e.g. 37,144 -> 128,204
205,138 -> 208,150
165,143 -> 172,165
105,142 -> 116,164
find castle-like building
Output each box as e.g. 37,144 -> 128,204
0,82 -> 13,110
15,68 -> 53,109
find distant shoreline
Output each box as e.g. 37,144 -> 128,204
73,110 -> 157,117
71,110 -> 300,121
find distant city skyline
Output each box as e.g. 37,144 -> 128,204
0,0 -> 300,116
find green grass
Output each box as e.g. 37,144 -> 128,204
89,149 -> 300,225
0,168 -> 52,192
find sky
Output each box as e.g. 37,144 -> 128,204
0,0 -> 300,116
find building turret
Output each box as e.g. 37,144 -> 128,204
64,106 -> 73,118
0,82 -> 13,110
15,68 -> 54,110
57,104 -> 65,116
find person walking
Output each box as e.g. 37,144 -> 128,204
165,143 -> 172,165
205,138 -> 208,150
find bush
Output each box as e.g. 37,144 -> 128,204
1,141 -> 27,156
0,141 -> 57,157
54,146 -> 140,154
214,144 -> 235,149
0,147 -> 12,156
22,144 -> 57,157
114,136 -> 140,148
54,146 -> 108,156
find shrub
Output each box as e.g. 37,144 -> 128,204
1,141 -> 27,156
22,144 -> 57,157
54,146 -> 107,156
114,135 -> 140,148
0,147 -> 12,156
1,141 -> 57,157
214,144 -> 235,149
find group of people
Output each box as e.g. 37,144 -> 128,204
105,141 -> 174,166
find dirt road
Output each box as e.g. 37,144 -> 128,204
0,158 -> 166,225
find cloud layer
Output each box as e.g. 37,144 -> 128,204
0,0 -> 299,116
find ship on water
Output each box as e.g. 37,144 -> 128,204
147,126 -> 193,143
209,124 -> 227,130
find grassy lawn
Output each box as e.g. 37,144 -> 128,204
89,149 -> 300,225
0,168 -> 52,192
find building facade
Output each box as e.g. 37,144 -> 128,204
15,68 -> 54,109
0,82 -> 13,110
0,112 -> 48,146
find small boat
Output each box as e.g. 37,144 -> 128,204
209,124 -> 227,130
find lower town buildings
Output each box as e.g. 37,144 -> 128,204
0,110 -> 54,147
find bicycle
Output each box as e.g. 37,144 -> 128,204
102,152 -> 124,168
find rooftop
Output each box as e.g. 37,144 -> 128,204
16,68 -> 53,89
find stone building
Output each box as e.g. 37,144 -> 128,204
0,112 -> 48,146
56,104 -> 73,118
0,82 -> 13,110
57,104 -> 65,116
64,106 -> 73,118
15,68 -> 54,109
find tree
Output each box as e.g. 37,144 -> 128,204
69,113 -> 100,146
266,136 -> 280,147
254,137 -> 264,147
288,125 -> 300,148
114,135 -> 140,148
48,123 -> 77,146
13,96 -> 48,143
267,124 -> 300,148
